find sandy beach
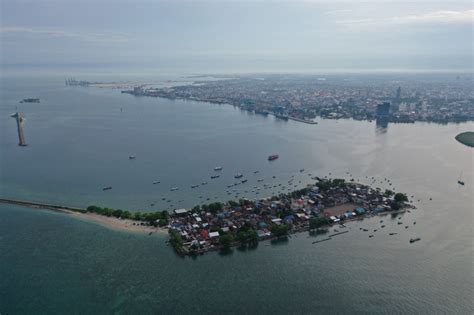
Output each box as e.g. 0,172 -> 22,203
0,198 -> 168,235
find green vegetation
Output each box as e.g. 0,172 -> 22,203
384,189 -> 394,197
201,202 -> 223,214
316,178 -> 346,191
236,229 -> 259,247
169,229 -> 184,250
309,216 -> 331,230
394,193 -> 408,203
290,188 -> 310,198
270,223 -> 289,238
455,131 -> 474,148
86,205 -> 169,227
219,234 -> 234,249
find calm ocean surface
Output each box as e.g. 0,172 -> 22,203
0,75 -> 472,314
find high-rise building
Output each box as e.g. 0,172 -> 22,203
376,102 -> 391,118
396,86 -> 401,100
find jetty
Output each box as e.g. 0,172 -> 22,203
11,112 -> 27,146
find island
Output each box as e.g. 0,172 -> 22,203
0,177 -> 413,256
455,132 -> 474,148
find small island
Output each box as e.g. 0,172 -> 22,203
455,132 -> 474,148
0,177 -> 413,257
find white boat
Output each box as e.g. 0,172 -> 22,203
214,166 -> 223,171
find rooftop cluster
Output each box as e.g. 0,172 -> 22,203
123,74 -> 474,124
167,178 -> 410,256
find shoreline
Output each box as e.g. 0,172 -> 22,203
0,198 -> 168,235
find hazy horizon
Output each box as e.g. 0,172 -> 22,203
1,0 -> 473,74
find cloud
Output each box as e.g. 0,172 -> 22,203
0,26 -> 129,43
336,10 -> 474,25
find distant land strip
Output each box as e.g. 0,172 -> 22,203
455,132 -> 474,147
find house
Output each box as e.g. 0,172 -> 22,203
209,231 -> 220,238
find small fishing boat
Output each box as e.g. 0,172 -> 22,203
409,237 -> 421,243
234,173 -> 243,179
214,166 -> 223,171
211,175 -> 220,179
102,186 -> 112,191
268,154 -> 279,161
170,187 -> 179,191
129,155 -> 136,160
152,181 -> 160,184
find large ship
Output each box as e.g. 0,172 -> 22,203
268,154 -> 279,161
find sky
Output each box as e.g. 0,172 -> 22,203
1,0 -> 473,74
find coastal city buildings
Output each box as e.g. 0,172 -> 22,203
121,75 -> 474,124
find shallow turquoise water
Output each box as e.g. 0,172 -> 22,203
0,75 -> 472,314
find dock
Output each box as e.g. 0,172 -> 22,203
11,112 -> 27,146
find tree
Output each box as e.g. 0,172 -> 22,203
384,189 -> 394,197
219,234 -> 234,249
309,216 -> 330,230
169,229 -> 183,250
236,229 -> 259,246
394,193 -> 408,203
270,224 -> 289,238
208,202 -> 223,214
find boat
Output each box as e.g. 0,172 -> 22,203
214,166 -> 223,171
241,179 -> 248,183
170,187 -> 179,191
389,233 -> 397,235
20,98 -> 40,103
234,173 -> 243,179
211,175 -> 220,179
191,185 -> 199,188
409,237 -> 421,243
102,186 -> 112,191
152,181 -> 160,184
369,235 -> 374,238
254,170 -> 259,174
201,182 -> 208,185
299,169 -> 305,172
268,154 -> 279,161
457,171 -> 465,185
129,155 -> 136,159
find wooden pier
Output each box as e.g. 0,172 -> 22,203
11,112 -> 27,146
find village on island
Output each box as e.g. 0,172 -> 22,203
162,178 -> 413,256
